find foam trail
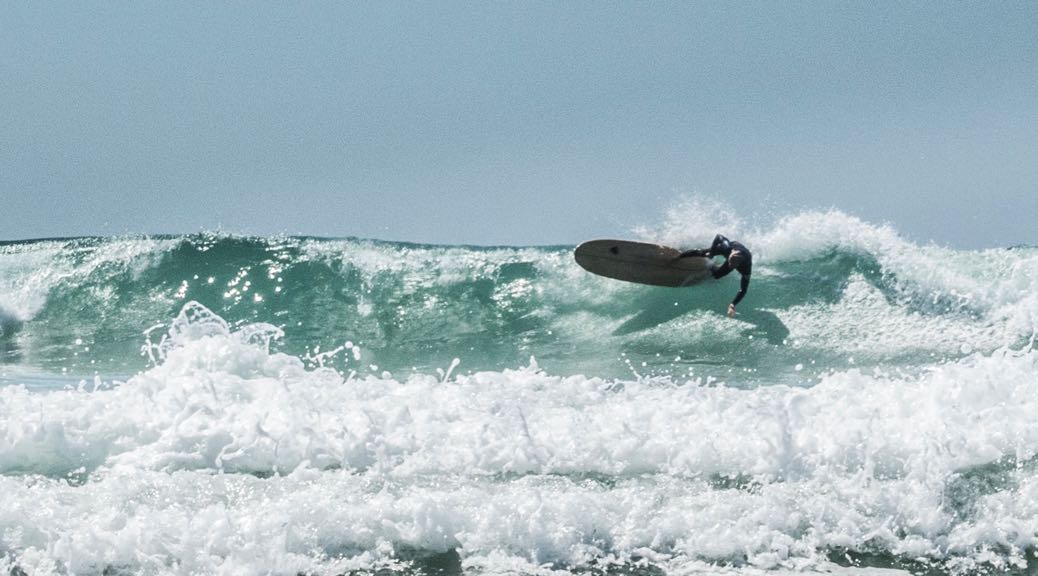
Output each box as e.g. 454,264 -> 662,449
1,302 -> 1037,573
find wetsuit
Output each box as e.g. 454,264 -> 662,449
680,235 -> 752,307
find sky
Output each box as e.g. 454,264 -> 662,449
2,2 -> 1036,249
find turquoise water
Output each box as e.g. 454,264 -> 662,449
1,210 -> 1037,575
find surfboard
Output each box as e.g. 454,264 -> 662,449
574,239 -> 713,287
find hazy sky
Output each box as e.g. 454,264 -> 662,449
3,2 -> 1036,248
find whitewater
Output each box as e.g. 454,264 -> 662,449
1,209 -> 1037,575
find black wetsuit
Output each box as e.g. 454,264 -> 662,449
680,235 -> 752,307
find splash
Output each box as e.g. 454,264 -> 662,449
631,195 -> 748,249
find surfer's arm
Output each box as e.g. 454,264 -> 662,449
731,273 -> 750,307
725,274 -> 750,318
679,235 -> 729,259
678,249 -> 708,258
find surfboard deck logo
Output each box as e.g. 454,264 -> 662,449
574,239 -> 712,287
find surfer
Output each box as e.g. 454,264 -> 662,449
679,235 -> 751,318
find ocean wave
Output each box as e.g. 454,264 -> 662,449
1,214 -> 1035,382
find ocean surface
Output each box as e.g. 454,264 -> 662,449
1,210 -> 1037,575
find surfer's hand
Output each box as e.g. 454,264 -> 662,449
727,304 -> 736,318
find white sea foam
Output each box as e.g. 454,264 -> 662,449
758,211 -> 1033,318
1,302 -> 1036,573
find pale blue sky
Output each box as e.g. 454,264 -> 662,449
2,2 -> 1036,248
